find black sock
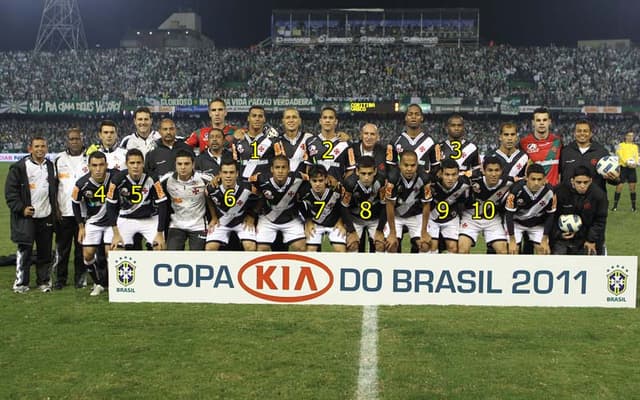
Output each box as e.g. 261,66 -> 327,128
613,192 -> 621,207
632,192 -> 637,209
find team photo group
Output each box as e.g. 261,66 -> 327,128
5,99 -> 639,296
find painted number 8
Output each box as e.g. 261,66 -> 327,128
360,201 -> 372,220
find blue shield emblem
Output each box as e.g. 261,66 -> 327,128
116,261 -> 136,287
607,270 -> 627,296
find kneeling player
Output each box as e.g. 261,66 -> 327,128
300,165 -> 346,252
253,155 -> 307,251
205,158 -> 257,251
385,151 -> 432,253
458,156 -> 513,254
504,164 -> 555,254
428,159 -> 469,253
340,156 -> 387,252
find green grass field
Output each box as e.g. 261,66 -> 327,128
0,161 -> 638,399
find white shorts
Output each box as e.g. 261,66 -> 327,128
353,218 -> 381,240
391,214 -> 423,239
206,222 -> 256,244
427,218 -> 459,241
512,222 -> 545,244
83,223 -> 114,246
117,215 -> 159,246
256,217 -> 305,245
307,225 -> 346,246
459,212 -> 507,245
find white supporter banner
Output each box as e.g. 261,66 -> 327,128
108,252 -> 637,308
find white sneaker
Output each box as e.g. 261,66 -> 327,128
90,284 -> 105,297
39,284 -> 52,293
13,285 -> 29,294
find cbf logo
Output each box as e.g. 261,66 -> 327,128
115,255 -> 137,287
606,265 -> 628,297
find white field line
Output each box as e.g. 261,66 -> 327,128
356,305 -> 379,400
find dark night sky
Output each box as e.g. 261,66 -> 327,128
0,0 -> 638,50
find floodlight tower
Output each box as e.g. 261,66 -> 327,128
34,0 -> 88,52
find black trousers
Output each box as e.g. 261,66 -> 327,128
14,217 -> 54,287
167,228 -> 206,250
52,216 -> 84,286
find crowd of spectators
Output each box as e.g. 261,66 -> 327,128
1,114 -> 636,155
0,45 -> 638,105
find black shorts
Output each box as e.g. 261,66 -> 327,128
619,166 -> 637,183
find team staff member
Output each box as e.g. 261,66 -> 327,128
120,106 -> 160,156
195,127 -> 236,177
52,128 -> 88,289
5,137 -> 57,293
553,166 -> 608,255
520,107 -> 563,186
612,131 -> 638,212
144,118 -> 193,178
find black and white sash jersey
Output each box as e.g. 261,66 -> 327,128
71,170 -> 114,226
207,181 -> 258,228
107,171 -> 168,219
466,175 -> 514,218
505,181 -> 556,227
340,172 -> 386,222
439,139 -> 481,173
430,177 -> 470,223
385,169 -> 433,218
233,132 -> 276,180
299,185 -> 342,227
489,148 -> 529,179
253,172 -> 306,224
163,172 -> 209,232
273,131 -> 314,174
386,131 -> 439,172
305,134 -> 356,180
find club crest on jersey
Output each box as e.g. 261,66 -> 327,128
606,266 -> 628,296
263,190 -> 274,200
308,145 -> 318,156
236,144 -> 245,154
120,187 -> 130,196
526,143 -> 539,153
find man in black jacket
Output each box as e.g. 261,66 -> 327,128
5,137 -> 58,293
552,166 -> 608,255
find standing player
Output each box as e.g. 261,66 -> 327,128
253,155 -> 307,252
299,165 -> 346,252
488,122 -> 529,180
428,159 -> 470,253
5,136 -> 57,293
108,149 -> 168,250
205,158 -> 258,251
340,156 -> 387,253
438,114 -> 481,175
163,150 -> 212,250
305,106 -> 356,184
234,105 -> 277,181
186,98 -> 238,153
613,131 -> 638,212
387,104 -> 439,174
504,164 -> 556,255
457,156 -> 513,254
385,151 -> 432,253
520,107 -> 563,186
88,120 -> 127,171
273,108 -> 313,174
72,151 -> 114,296
52,128 -> 88,289
120,107 -> 160,157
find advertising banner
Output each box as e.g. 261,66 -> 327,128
109,252 -> 637,308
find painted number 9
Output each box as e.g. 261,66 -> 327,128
436,201 -> 449,219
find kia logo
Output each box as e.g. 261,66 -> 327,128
238,254 -> 333,302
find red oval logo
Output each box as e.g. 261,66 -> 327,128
238,254 -> 334,303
